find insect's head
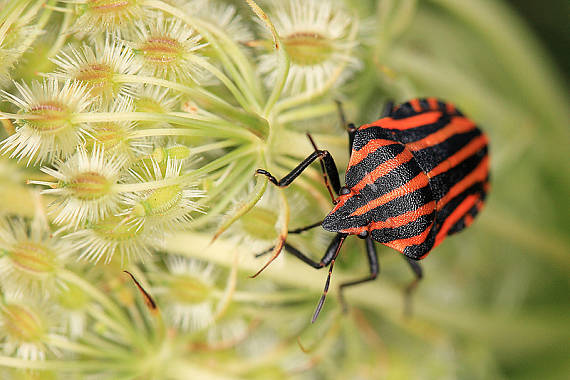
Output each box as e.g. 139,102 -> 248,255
322,186 -> 369,238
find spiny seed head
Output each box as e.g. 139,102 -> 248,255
51,39 -> 141,102
36,147 -> 126,228
186,0 -> 254,44
71,0 -> 143,35
87,96 -> 149,159
123,158 -> 204,231
66,214 -> 158,263
131,14 -> 208,82
161,256 -> 217,331
258,0 -> 359,94
0,79 -> 93,165
0,294 -> 58,361
0,217 -> 69,296
152,145 -> 191,163
0,24 -> 42,84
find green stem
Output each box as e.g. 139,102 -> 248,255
58,270 -> 131,329
115,145 -> 256,192
144,0 -> 261,112
114,74 -> 269,138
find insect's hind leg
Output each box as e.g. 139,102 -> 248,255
338,237 -> 379,313
403,256 -> 423,316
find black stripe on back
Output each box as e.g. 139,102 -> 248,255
436,182 -> 486,229
402,228 -> 437,260
371,211 -> 435,243
428,145 -> 488,201
346,144 -> 412,188
362,114 -> 452,144
352,128 -> 398,151
412,129 -> 483,172
360,185 -> 433,223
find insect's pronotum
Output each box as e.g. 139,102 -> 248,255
255,98 -> 490,322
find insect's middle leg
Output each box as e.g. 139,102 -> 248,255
338,237 -> 379,313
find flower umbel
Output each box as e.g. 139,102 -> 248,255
131,13 -> 208,82
71,0 -> 144,35
51,38 -> 141,101
0,79 -> 93,165
34,146 -> 126,228
0,217 -> 69,296
258,0 -> 359,94
122,158 -> 204,231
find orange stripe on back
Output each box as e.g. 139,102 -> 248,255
368,201 -> 436,230
360,111 -> 442,131
435,194 -> 479,246
410,98 -> 422,112
351,173 -> 430,216
427,134 -> 488,178
446,102 -> 456,114
352,149 -> 414,193
427,97 -> 439,110
349,139 -> 397,166
383,222 -> 434,253
407,117 -> 477,151
437,156 -> 489,211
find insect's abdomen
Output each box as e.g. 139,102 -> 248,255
356,98 -> 489,259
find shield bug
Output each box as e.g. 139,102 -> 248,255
255,98 -> 490,322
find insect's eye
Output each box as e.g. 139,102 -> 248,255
339,187 -> 351,195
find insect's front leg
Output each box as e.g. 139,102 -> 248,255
256,139 -> 342,202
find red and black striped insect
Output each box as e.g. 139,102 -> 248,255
255,98 -> 490,322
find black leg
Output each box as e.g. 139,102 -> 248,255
306,134 -> 341,203
312,233 -> 347,323
255,233 -> 344,269
381,100 -> 395,118
403,256 -> 423,316
256,140 -> 341,203
288,221 -> 322,234
338,237 -> 379,313
335,100 -> 357,154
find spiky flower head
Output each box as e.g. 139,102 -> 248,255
86,96 -> 150,159
159,256 -> 217,331
33,147 -> 126,228
0,79 -> 93,165
130,13 -> 208,83
51,39 -> 141,102
122,158 -> 204,231
66,214 -> 158,264
70,0 -> 144,36
258,0 -> 359,94
0,12 -> 42,85
186,0 -> 254,43
0,217 -> 69,297
0,293 -> 60,361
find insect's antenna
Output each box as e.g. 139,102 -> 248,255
311,234 -> 347,323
